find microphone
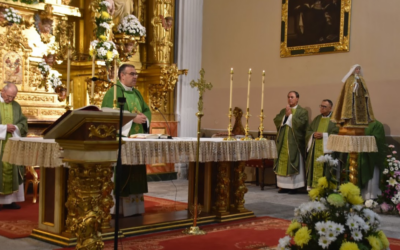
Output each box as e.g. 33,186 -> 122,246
91,77 -> 112,83
155,107 -> 173,139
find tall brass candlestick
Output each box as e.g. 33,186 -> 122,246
225,68 -> 236,141
65,46 -> 71,110
91,55 -> 95,104
256,70 -> 266,141
241,69 -> 252,141
113,59 -> 118,109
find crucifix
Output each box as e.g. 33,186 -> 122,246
184,68 -> 213,235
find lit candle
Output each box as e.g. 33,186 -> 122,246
91,55 -> 95,98
229,68 -> 233,109
246,68 -> 252,109
113,59 -> 117,102
261,70 -> 265,110
66,47 -> 70,97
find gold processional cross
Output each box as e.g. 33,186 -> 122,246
184,68 -> 212,235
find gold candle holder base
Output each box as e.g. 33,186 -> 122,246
255,109 -> 266,141
255,137 -> 267,141
113,99 -> 117,109
182,226 -> 206,235
224,108 -> 237,141
241,108 -> 253,141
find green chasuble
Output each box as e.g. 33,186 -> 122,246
101,81 -> 152,197
305,114 -> 339,188
0,100 -> 28,195
273,105 -> 308,177
357,120 -> 386,189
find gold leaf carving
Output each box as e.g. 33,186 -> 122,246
88,125 -> 116,139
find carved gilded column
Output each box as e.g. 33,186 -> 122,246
213,162 -> 230,216
231,161 -> 248,213
65,162 -> 114,250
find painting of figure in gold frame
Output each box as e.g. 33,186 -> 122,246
280,0 -> 351,57
2,51 -> 23,85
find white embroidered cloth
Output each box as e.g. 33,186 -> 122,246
327,135 -> 378,153
3,137 -> 277,167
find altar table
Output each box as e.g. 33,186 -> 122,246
2,137 -> 277,246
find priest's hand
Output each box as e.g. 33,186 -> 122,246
314,132 -> 323,139
6,124 -> 16,133
133,113 -> 147,124
285,105 -> 292,117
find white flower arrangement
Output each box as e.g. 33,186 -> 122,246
89,40 -> 119,63
38,60 -> 50,76
5,8 -> 22,24
278,178 -> 390,250
316,154 -> 339,166
117,14 -> 146,37
48,73 -> 62,90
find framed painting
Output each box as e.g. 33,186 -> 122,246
280,0 -> 351,57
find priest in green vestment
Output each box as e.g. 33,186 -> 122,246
357,120 -> 386,199
101,64 -> 151,216
0,83 -> 28,209
273,91 -> 308,194
305,99 -> 339,190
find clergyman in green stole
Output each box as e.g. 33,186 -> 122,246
305,99 -> 339,189
273,91 -> 308,194
0,83 -> 28,208
356,120 -> 386,198
101,64 -> 151,216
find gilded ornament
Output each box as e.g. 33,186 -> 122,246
149,64 -> 188,111
88,124 -> 116,139
34,4 -> 54,44
40,109 -> 66,116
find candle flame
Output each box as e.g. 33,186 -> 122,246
263,70 -> 265,76
231,68 -> 233,73
249,68 -> 252,74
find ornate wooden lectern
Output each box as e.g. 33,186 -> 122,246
40,109 -> 136,249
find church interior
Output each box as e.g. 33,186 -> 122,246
1,0 -> 400,250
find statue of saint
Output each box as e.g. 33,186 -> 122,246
331,64 -> 375,128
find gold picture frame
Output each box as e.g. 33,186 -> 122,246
280,0 -> 351,58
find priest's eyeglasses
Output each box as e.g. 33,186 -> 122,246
319,105 -> 328,109
126,72 -> 138,76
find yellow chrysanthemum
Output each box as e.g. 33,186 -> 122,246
367,235 -> 381,250
293,226 -> 311,248
347,195 -> 364,205
99,35 -> 107,42
339,182 -> 360,198
378,230 -> 390,249
101,11 -> 110,19
106,51 -> 113,60
339,242 -> 360,250
308,188 -> 321,200
286,221 -> 301,237
317,177 -> 328,188
327,193 -> 346,207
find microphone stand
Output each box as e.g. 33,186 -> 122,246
114,96 -> 126,250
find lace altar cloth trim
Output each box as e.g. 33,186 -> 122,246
327,135 -> 377,153
2,137 -> 277,167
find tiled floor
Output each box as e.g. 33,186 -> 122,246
1,180 -> 399,250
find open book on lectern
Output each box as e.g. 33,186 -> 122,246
42,105 -> 137,139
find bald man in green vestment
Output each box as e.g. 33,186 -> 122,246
0,83 -> 28,210
305,99 -> 339,190
101,64 -> 151,216
274,91 -> 308,194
